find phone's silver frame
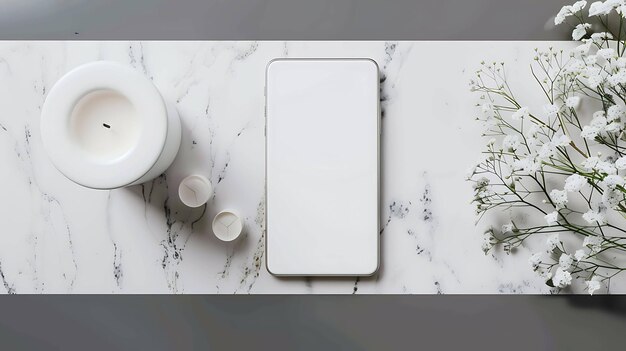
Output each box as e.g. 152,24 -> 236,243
264,57 -> 381,277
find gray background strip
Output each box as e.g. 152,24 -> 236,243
0,0 -> 571,40
1,295 -> 625,350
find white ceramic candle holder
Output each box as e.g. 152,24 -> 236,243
41,61 -> 181,189
212,210 -> 244,242
178,175 -> 213,208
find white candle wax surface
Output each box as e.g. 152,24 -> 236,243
178,175 -> 213,208
70,89 -> 141,162
212,211 -> 244,242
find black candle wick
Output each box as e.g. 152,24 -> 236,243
103,123 -> 111,129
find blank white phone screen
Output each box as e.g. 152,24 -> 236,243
265,59 -> 379,276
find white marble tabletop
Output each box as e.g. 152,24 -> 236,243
0,41 -> 598,294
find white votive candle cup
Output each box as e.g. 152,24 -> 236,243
178,175 -> 213,208
41,61 -> 181,189
212,210 -> 244,242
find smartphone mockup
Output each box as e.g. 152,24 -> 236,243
265,58 -> 380,276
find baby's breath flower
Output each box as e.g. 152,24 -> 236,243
526,124 -> 541,138
615,156 -> 626,169
559,253 -> 574,270
597,48 -> 617,60
529,252 -> 542,270
549,189 -> 568,209
589,1 -> 613,16
555,6 -> 572,25
592,108 -> 605,119
615,57 -> 626,69
583,65 -> 605,88
566,59 -> 586,73
544,211 -> 559,226
586,276 -> 602,295
605,121 -> 624,133
575,39 -> 594,54
616,0 -> 626,15
602,188 -> 622,208
581,125 -> 600,140
582,156 -> 600,170
582,112 -> 608,139
596,160 -> 617,175
546,234 -> 561,252
556,1 -> 588,24
606,0 -> 625,12
574,249 -> 586,262
564,174 -> 587,192
537,142 -> 557,160
573,0 -> 589,10
513,157 -> 541,174
502,134 -> 520,151
565,96 -> 581,108
573,23 -> 591,40
592,111 -> 608,127
511,106 -> 529,120
552,133 -> 571,147
585,54 -> 599,66
591,32 -> 614,42
607,105 -> 625,121
553,267 -> 573,288
607,70 -> 626,86
587,74 -> 605,89
543,104 -> 560,118
583,235 -> 603,254
601,174 -> 625,189
473,176 -> 490,189
583,209 -> 607,224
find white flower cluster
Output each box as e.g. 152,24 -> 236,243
511,127 -> 571,175
502,134 -> 520,151
589,0 -> 626,17
581,108 -> 626,141
553,267 -> 573,288
556,0 -> 626,26
549,189 -> 569,209
555,1 -> 589,25
564,174 -> 587,192
583,235 -> 603,254
530,233 -> 605,292
469,0 -> 626,294
586,276 -> 603,295
540,234 -> 604,293
544,211 -> 559,226
546,234 -> 561,252
511,106 -> 529,120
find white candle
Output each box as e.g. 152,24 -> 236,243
212,210 -> 244,242
178,175 -> 213,207
41,61 -> 181,189
70,89 -> 140,162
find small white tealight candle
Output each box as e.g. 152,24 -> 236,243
212,210 -> 244,242
178,175 -> 213,208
